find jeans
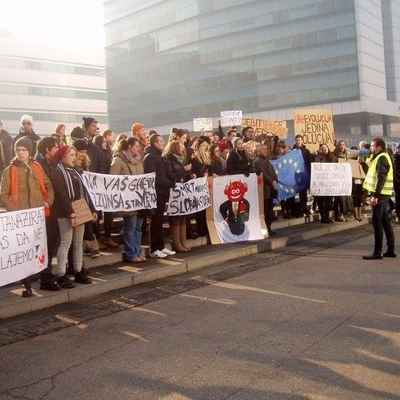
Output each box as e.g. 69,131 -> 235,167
372,197 -> 395,252
56,218 -> 85,277
123,215 -> 143,259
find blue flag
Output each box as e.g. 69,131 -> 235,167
270,150 -> 309,200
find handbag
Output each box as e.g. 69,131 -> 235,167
71,198 -> 93,226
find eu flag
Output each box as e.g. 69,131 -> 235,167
270,150 -> 310,200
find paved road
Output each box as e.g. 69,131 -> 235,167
1,224 -> 399,399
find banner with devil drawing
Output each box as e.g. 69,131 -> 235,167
209,173 -> 265,244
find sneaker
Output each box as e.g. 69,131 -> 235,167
149,250 -> 168,258
161,248 -> 176,256
57,275 -> 76,289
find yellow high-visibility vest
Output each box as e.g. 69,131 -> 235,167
363,152 -> 393,195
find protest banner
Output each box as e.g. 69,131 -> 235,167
0,207 -> 48,287
210,173 -> 264,244
81,171 -> 156,212
293,109 -> 336,153
241,118 -> 288,139
193,117 -> 213,132
310,163 -> 352,196
167,176 -> 211,216
220,110 -> 242,127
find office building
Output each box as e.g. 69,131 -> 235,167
104,0 -> 400,145
0,32 -> 107,136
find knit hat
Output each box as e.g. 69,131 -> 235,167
218,141 -> 229,152
73,139 -> 88,152
20,115 -> 33,125
131,123 -> 145,135
14,136 -> 33,155
82,117 -> 97,131
70,126 -> 86,139
232,137 -> 243,148
54,145 -> 69,164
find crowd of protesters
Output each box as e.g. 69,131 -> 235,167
0,114 -> 397,296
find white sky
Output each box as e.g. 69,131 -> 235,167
0,0 -> 105,49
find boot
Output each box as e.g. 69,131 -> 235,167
40,272 -> 61,291
363,247 -> 383,260
180,223 -> 191,251
383,245 -> 397,258
171,225 -> 188,252
357,207 -> 363,221
74,268 -> 92,284
21,278 -> 33,297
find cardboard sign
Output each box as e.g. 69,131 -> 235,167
72,198 -> 93,226
241,118 -> 288,138
293,109 -> 336,153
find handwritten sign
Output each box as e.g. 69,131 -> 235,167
241,118 -> 288,138
81,171 -> 157,212
294,109 -> 336,153
167,177 -> 211,215
193,118 -> 213,132
220,110 -> 242,127
310,163 -> 352,196
0,207 -> 48,286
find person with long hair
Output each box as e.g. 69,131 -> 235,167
191,137 -> 212,236
51,145 -> 97,288
209,143 -> 226,176
164,140 -> 193,252
110,137 -> 146,263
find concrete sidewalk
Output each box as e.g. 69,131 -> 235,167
0,214 -> 372,320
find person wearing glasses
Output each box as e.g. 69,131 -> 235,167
12,115 -> 41,158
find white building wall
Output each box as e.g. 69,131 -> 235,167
0,36 -> 107,137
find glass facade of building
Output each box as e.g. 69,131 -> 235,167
104,0 -> 400,144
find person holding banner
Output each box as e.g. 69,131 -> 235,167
363,138 -> 396,260
51,146 -> 97,287
144,134 -> 176,258
0,137 -> 54,297
110,137 -> 147,263
314,143 -> 336,223
226,137 -> 252,176
164,140 -> 193,252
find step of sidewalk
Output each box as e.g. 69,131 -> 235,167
0,213 -> 371,320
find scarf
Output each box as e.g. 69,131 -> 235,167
57,162 -> 88,202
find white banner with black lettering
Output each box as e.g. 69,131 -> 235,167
0,207 -> 48,287
81,171 -> 157,212
310,163 -> 352,196
167,176 -> 211,215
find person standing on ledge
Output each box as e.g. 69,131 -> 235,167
363,137 -> 396,260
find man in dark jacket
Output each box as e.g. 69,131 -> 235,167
143,134 -> 176,258
0,119 -> 13,170
253,143 -> 278,236
34,136 -> 61,291
12,115 -> 41,157
291,134 -> 312,216
363,138 -> 395,259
